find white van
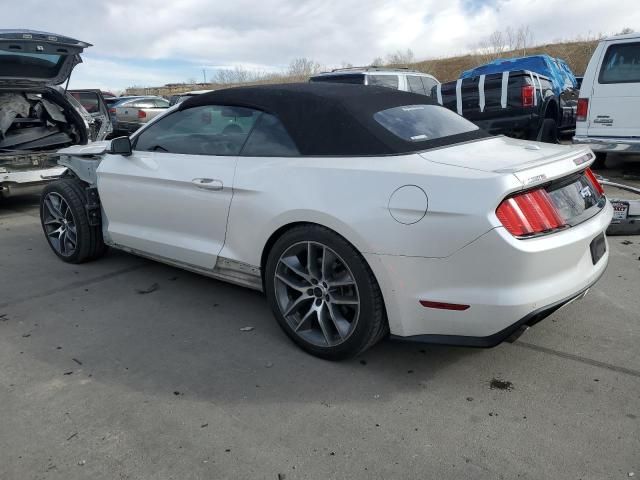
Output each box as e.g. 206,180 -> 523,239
573,32 -> 640,167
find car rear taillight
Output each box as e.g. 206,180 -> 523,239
496,188 -> 566,237
137,109 -> 147,119
585,167 -> 605,196
576,98 -> 589,122
109,108 -> 116,115
521,85 -> 535,107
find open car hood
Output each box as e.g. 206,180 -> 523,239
0,30 -> 90,87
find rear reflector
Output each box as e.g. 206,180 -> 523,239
585,167 -> 605,195
576,98 -> 589,122
521,85 -> 535,107
496,188 -> 565,237
420,300 -> 470,311
137,109 -> 147,119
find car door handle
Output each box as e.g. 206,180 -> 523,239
192,178 -> 223,190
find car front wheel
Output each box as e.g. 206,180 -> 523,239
40,178 -> 106,263
265,225 -> 387,360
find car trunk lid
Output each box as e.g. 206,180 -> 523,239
0,30 -> 90,87
420,136 -> 605,235
420,135 -> 594,185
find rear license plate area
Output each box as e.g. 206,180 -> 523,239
590,232 -> 606,265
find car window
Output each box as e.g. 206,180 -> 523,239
153,98 -> 170,108
70,92 -> 101,114
368,74 -> 399,89
241,113 -> 299,156
599,42 -> 640,84
134,105 -> 261,156
407,76 -> 426,95
0,50 -> 66,79
374,104 -> 479,142
421,77 -> 438,96
129,100 -> 155,108
309,74 -> 365,85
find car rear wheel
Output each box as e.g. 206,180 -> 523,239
265,225 -> 387,360
40,178 -> 107,263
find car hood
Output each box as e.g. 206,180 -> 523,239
0,30 -> 90,87
419,135 -> 593,174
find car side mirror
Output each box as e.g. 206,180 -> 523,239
109,136 -> 132,156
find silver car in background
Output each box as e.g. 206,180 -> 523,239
112,96 -> 170,134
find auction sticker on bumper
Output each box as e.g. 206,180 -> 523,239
611,201 -> 629,221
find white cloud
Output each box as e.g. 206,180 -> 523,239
2,0 -> 637,89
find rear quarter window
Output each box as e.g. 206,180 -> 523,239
374,104 -> 479,142
599,42 -> 640,84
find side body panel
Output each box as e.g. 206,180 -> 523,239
97,150 -> 237,268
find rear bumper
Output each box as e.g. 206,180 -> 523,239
0,166 -> 66,197
390,275 -> 599,347
573,135 -> 640,154
365,201 -> 614,341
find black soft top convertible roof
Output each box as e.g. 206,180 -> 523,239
179,83 -> 488,156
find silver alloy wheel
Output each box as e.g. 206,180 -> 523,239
274,241 -> 360,347
42,192 -> 78,257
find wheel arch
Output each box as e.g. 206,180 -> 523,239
260,220 -> 372,287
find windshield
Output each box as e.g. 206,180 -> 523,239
374,104 -> 479,142
0,50 -> 66,79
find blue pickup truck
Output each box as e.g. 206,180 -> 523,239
435,55 -> 580,143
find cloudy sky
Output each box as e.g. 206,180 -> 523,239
2,0 -> 637,91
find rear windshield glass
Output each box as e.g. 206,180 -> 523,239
309,74 -> 365,85
374,104 -> 479,142
0,51 -> 65,79
599,42 -> 640,84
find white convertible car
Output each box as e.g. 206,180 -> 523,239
40,83 -> 613,359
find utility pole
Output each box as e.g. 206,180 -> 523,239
202,69 -> 207,84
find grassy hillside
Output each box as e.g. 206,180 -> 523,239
409,40 -> 599,82
125,39 -> 599,96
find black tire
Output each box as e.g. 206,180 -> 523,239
592,152 -> 607,169
40,178 -> 106,263
536,118 -> 558,143
265,224 -> 387,360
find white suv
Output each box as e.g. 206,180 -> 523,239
573,32 -> 640,167
309,67 -> 440,98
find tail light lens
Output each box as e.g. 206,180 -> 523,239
109,108 -> 116,115
521,85 -> 535,107
576,98 -> 589,122
137,109 -> 147,119
585,167 -> 605,195
496,188 -> 565,237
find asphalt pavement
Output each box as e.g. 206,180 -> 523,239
0,157 -> 638,480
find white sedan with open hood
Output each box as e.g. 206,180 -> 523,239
41,83 -> 613,359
